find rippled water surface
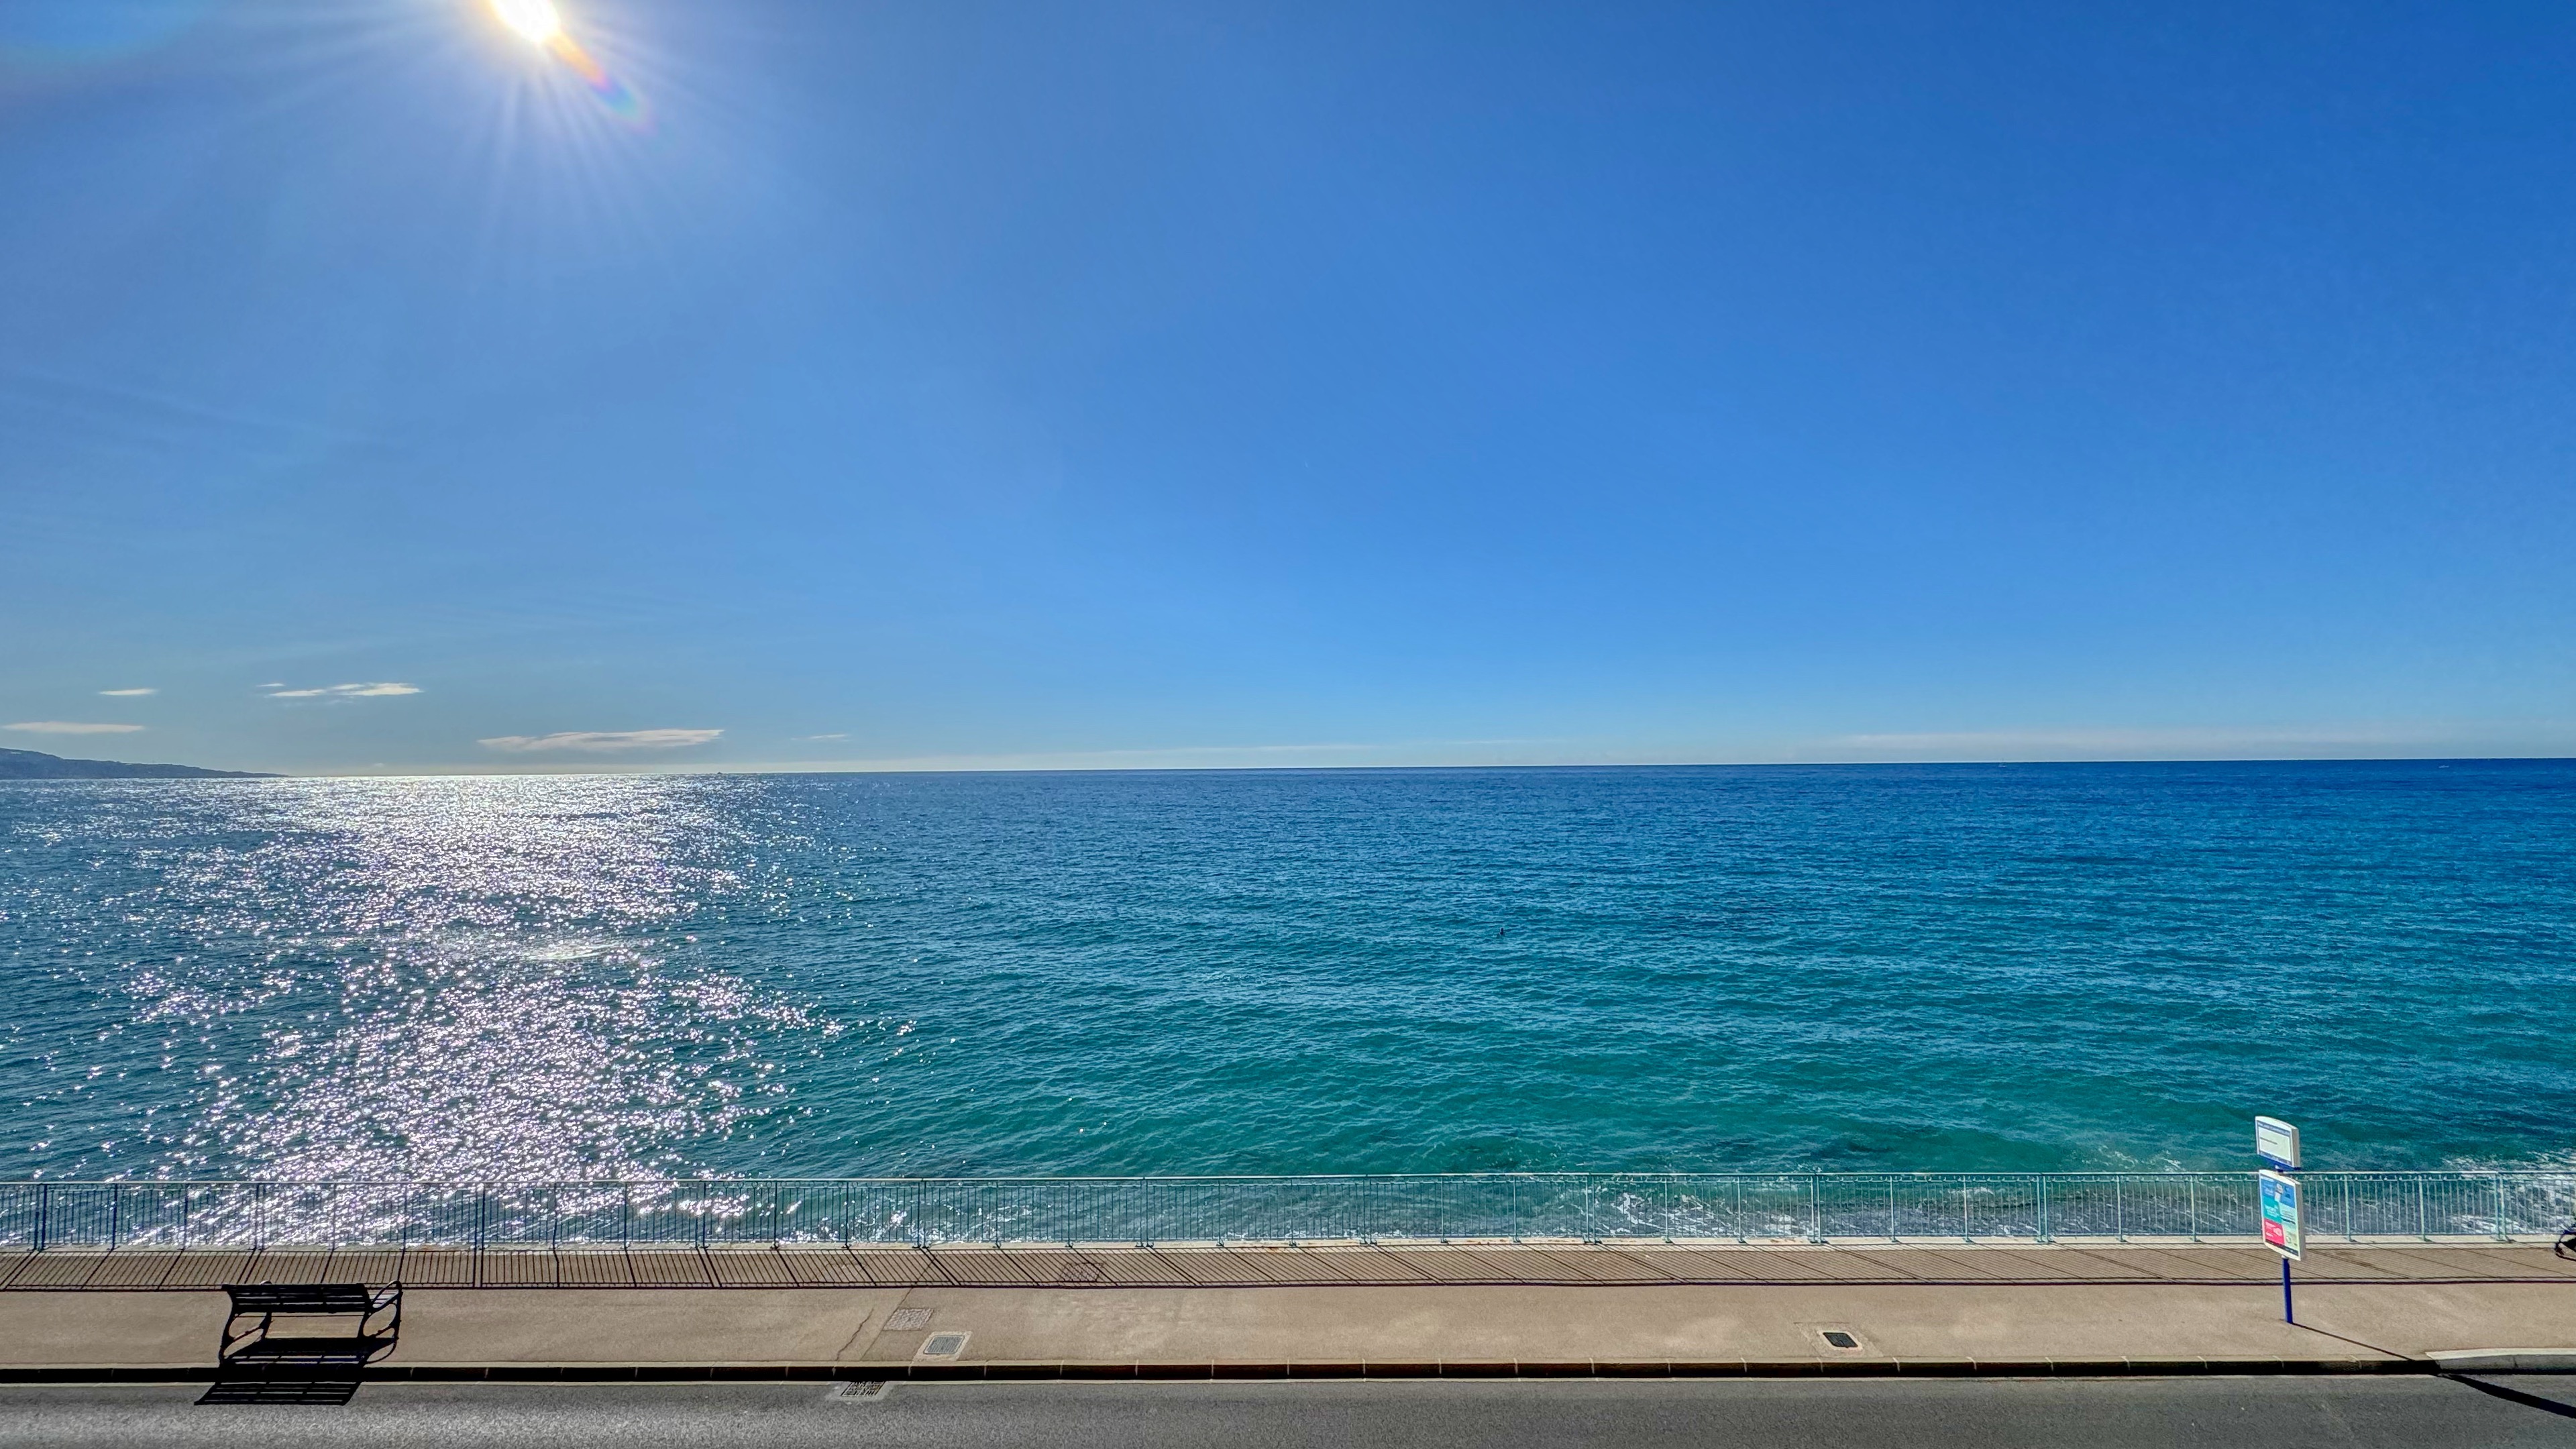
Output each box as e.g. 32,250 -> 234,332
2,762 -> 2570,1181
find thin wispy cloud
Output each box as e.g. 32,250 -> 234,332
98,688 -> 156,696
793,733 -> 850,742
739,738 -> 1567,772
478,729 -> 724,753
1822,727 -> 2417,759
6,721 -> 145,735
268,682 -> 421,698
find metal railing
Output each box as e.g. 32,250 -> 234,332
1,1171 -> 2566,1252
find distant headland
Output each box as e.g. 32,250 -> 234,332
0,747 -> 280,780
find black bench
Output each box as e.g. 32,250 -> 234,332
219,1283 -> 402,1371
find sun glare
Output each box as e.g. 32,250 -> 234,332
489,0 -> 563,45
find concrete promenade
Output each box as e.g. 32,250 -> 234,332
1,1243 -> 2570,1377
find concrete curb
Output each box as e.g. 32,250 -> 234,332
0,1357 -> 2453,1384
2426,1349 -> 2576,1373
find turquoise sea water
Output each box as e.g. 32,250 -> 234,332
2,761 -> 2570,1183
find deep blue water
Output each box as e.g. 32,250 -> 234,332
1,761 -> 2570,1183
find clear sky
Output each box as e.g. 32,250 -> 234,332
3,0 -> 2571,774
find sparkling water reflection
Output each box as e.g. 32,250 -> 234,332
7,775 -> 834,1181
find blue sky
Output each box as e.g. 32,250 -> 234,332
2,0 -> 2571,773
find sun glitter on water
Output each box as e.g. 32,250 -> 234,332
486,0 -> 647,129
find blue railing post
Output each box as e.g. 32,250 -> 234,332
2036,1176 -> 2050,1244
1808,1173 -> 1823,1244
32,1183 -> 48,1254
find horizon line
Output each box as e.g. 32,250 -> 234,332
222,751 -> 2576,780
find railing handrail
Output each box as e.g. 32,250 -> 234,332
5,1167 -> 2567,1189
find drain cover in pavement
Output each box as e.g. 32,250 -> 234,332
918,1331 -> 971,1360
886,1308 -> 934,1330
1819,1330 -> 1865,1352
828,1381 -> 892,1401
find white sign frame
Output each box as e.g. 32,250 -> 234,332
2255,1116 -> 2301,1171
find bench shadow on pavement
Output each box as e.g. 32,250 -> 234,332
198,1377 -> 368,1405
197,1282 -> 401,1407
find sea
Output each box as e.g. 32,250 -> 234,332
1,761 -> 2570,1185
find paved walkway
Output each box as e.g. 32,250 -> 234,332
5,1240 -> 2571,1291
0,1245 -> 2568,1376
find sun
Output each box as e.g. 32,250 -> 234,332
488,0 -> 563,45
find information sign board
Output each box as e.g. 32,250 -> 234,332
2258,1169 -> 2302,1261
2255,1116 -> 2301,1171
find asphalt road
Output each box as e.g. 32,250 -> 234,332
1,1377 -> 2572,1448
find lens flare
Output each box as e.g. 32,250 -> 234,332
485,0 -> 647,129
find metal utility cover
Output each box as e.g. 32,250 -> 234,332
918,1331 -> 971,1360
885,1308 -> 934,1330
828,1381 -> 891,1401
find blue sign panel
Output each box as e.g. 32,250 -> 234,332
2259,1169 -> 2302,1261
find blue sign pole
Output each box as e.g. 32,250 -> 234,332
2282,1257 -> 2293,1324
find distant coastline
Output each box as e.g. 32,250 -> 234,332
0,747 -> 279,780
